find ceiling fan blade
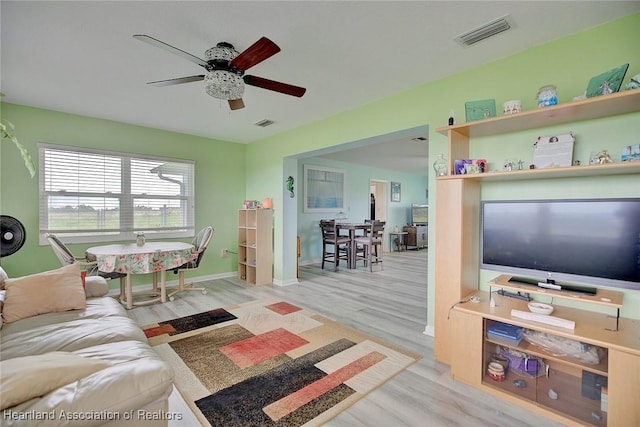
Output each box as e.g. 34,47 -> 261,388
244,75 -> 306,97
133,34 -> 208,68
146,75 -> 205,87
228,99 -> 245,110
230,37 -> 281,71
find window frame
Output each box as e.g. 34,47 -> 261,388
38,143 -> 195,245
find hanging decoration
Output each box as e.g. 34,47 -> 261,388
286,176 -> 295,198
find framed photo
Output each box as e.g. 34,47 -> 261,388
303,165 -> 345,213
465,99 -> 496,122
532,132 -> 575,169
586,63 -> 629,98
390,182 -> 401,202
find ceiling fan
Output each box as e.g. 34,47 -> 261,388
133,34 -> 306,110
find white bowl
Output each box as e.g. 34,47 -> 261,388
527,302 -> 554,315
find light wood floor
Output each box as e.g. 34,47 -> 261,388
128,250 -> 562,427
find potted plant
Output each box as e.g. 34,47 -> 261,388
1,93 -> 35,178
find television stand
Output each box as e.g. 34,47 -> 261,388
492,274 -> 623,331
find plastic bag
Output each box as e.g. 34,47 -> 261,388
497,346 -> 547,378
521,329 -> 603,365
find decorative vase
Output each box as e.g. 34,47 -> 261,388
433,154 -> 448,176
537,85 -> 557,108
136,232 -> 145,246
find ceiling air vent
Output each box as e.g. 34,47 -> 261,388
455,16 -> 511,47
254,119 -> 275,127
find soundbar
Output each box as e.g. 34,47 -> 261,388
508,276 -> 597,295
510,309 -> 575,330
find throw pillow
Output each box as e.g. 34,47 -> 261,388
2,263 -> 86,324
0,351 -> 111,410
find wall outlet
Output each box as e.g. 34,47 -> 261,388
220,248 -> 228,258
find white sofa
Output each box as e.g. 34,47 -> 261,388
0,265 -> 174,427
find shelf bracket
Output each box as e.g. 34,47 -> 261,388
605,308 -> 620,332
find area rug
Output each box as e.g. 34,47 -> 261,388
143,298 -> 420,427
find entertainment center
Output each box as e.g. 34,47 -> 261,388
433,89 -> 640,426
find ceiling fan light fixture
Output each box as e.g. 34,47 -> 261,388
204,70 -> 244,100
204,42 -> 239,62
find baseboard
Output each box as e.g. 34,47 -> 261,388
423,324 -> 435,337
272,278 -> 300,286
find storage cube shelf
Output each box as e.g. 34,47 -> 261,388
237,209 -> 273,286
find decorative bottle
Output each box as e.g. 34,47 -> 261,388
136,232 -> 145,247
433,154 -> 448,176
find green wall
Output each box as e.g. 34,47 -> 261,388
0,104 -> 246,287
245,14 -> 640,321
1,14 -> 638,320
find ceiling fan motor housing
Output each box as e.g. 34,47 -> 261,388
205,42 -> 240,69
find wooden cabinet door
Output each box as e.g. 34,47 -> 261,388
450,310 -> 483,386
607,349 -> 640,426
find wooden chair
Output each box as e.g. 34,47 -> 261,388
353,221 -> 385,272
166,226 -> 213,301
319,220 -> 351,271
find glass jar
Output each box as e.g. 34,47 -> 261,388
433,154 -> 448,176
136,232 -> 145,247
537,85 -> 558,108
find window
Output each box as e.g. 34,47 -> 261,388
39,144 -> 195,244
303,165 -> 345,213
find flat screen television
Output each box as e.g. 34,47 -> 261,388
480,198 -> 640,292
411,204 -> 428,225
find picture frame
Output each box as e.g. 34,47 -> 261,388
465,99 -> 496,122
390,182 -> 401,202
532,132 -> 575,169
303,165 -> 346,213
586,63 -> 629,98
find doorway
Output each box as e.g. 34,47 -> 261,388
369,180 -> 387,222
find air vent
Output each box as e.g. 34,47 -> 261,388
412,137 -> 427,141
254,119 -> 275,127
455,16 -> 511,46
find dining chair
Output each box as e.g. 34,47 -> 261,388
46,233 -> 127,288
353,221 -> 385,272
319,220 -> 351,271
166,226 -> 214,301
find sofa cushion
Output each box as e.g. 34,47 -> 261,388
2,264 -> 86,324
84,275 -> 109,298
5,341 -> 174,426
0,351 -> 111,410
0,298 -> 147,360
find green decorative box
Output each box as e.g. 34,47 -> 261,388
465,99 -> 496,122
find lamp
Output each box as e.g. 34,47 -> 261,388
204,71 -> 244,100
203,42 -> 245,100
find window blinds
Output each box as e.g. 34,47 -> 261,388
39,144 -> 195,244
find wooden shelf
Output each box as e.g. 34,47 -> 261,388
436,90 -> 640,138
436,161 -> 640,182
455,291 -> 640,356
489,275 -> 624,309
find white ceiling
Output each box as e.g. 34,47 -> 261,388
2,1 -> 638,175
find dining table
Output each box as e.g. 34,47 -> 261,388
335,222 -> 370,269
86,241 -> 196,309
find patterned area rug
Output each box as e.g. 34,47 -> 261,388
143,298 -> 420,427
